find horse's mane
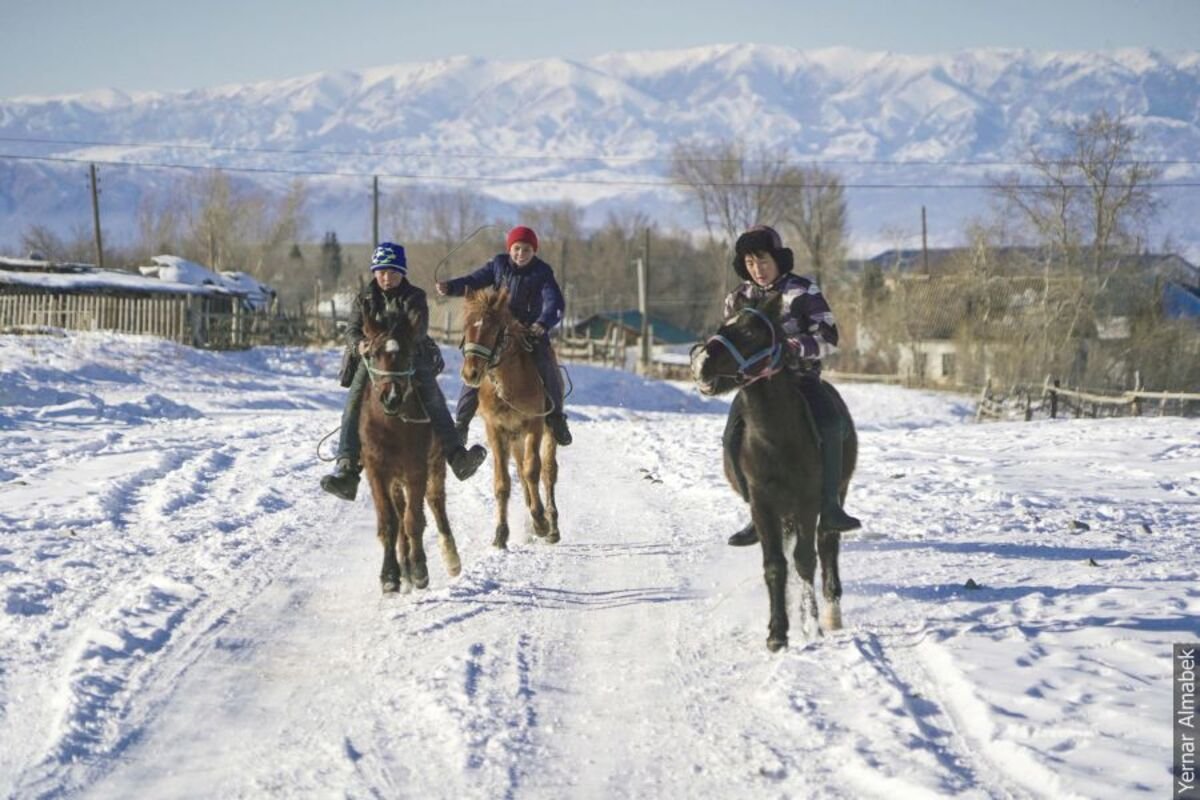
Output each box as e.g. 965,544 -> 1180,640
463,287 -> 511,323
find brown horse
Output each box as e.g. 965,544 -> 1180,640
691,292 -> 858,650
359,310 -> 461,593
459,288 -> 560,549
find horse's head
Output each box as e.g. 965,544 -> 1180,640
361,309 -> 418,417
460,287 -> 512,388
692,292 -> 785,396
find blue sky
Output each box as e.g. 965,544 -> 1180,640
3,0 -> 1197,97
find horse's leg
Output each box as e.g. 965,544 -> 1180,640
426,446 -> 460,577
489,423 -> 512,550
793,511 -> 822,639
541,436 -> 560,544
753,497 -> 789,652
518,428 -> 548,539
404,470 -> 429,590
389,480 -> 413,594
368,470 -> 401,593
817,525 -> 843,630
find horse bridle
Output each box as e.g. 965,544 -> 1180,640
462,323 -> 510,370
461,316 -> 552,418
360,333 -> 417,402
703,307 -> 783,386
463,317 -> 537,371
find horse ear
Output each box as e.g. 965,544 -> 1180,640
761,291 -> 785,319
362,307 -> 381,337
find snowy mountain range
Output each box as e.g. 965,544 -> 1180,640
1,44 -> 1198,257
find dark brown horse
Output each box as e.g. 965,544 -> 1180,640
359,310 -> 461,593
460,288 -> 560,549
691,293 -> 858,650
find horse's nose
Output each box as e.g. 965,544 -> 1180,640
381,385 -> 401,415
460,362 -> 482,388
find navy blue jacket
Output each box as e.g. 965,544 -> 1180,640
346,278 -> 429,348
445,254 -> 564,330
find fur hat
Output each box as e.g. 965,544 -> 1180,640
506,225 -> 539,252
370,242 -> 407,274
732,225 -> 793,281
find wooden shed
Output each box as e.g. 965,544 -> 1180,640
0,256 -> 252,348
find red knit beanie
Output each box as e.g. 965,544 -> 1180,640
506,225 -> 539,252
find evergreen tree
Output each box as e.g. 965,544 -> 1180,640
320,231 -> 343,286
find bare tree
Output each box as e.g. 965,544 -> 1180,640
20,223 -> 93,263
422,189 -> 488,250
669,138 -> 793,245
246,179 -> 309,280
994,110 -> 1162,384
779,165 -> 848,288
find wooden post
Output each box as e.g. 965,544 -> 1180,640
372,176 -> 380,249
89,163 -> 105,269
921,206 -> 928,273
636,257 -> 650,371
1050,378 -> 1060,419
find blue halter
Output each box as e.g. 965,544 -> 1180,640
708,307 -> 783,383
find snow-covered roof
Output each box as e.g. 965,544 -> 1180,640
137,256 -> 277,310
0,264 -> 232,297
219,270 -> 277,311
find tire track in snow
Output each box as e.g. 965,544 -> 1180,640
8,415 -> 349,796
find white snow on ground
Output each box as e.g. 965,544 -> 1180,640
0,330 -> 1196,799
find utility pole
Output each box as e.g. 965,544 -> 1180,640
89,163 -> 104,268
639,228 -> 651,370
921,205 -> 929,272
560,237 -> 569,324
371,176 -> 380,249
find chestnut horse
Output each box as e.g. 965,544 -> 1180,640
691,292 -> 858,650
359,310 -> 461,592
459,288 -> 560,549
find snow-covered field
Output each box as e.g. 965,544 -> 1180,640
1,330 -> 1196,799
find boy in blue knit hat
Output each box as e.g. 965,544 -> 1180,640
321,242 -> 487,500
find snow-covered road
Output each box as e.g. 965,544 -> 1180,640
1,331 -> 1196,798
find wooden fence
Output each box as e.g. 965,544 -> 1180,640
976,376 -> 1200,421
0,291 -> 347,350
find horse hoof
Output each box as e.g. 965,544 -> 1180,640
546,532 -> 560,544
381,580 -> 399,594
400,578 -> 413,594
492,539 -> 508,550
414,575 -> 430,590
821,606 -> 843,631
766,636 -> 788,652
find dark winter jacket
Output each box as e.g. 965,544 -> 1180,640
724,273 -> 839,375
339,278 -> 438,386
444,254 -> 564,330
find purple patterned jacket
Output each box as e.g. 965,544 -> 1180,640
723,273 -> 840,376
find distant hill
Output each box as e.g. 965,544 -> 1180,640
2,44 -> 1198,256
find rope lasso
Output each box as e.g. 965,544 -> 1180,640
432,223 -> 502,287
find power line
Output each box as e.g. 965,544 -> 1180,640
2,134 -> 1198,168
3,152 -> 1199,191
